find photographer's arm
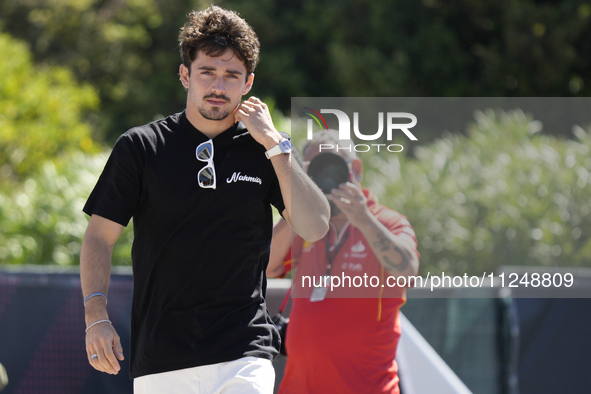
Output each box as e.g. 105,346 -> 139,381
80,214 -> 125,375
356,215 -> 419,278
330,183 -> 419,278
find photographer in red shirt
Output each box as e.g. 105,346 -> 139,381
268,130 -> 419,394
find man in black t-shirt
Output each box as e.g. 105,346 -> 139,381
80,6 -> 329,393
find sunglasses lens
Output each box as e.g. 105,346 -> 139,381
198,166 -> 215,187
196,140 -> 215,189
197,143 -> 212,161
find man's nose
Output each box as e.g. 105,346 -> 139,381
211,76 -> 226,94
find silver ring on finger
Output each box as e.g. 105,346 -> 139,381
91,354 -> 98,361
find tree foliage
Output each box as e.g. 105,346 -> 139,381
1,0 -> 590,143
221,0 -> 591,112
0,0 -> 190,143
0,152 -> 132,266
362,111 -> 591,275
0,32 -> 98,183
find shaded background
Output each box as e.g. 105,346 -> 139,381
1,0 -> 590,146
1,1 -> 591,393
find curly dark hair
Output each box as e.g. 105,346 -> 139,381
178,6 -> 260,75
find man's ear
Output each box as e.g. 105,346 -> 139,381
179,64 -> 190,89
243,73 -> 254,95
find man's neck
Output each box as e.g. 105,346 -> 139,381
330,214 -> 348,233
185,105 -> 236,139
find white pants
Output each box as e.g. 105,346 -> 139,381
133,357 -> 275,394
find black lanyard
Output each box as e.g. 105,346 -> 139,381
323,227 -> 351,277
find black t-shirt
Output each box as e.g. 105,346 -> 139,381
84,111 -> 285,378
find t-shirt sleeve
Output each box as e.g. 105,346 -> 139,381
83,132 -> 145,226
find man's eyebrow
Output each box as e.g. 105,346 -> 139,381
196,66 -> 243,75
226,69 -> 244,75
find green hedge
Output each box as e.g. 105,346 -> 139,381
0,152 -> 132,265
365,110 -> 591,275
0,32 -> 98,182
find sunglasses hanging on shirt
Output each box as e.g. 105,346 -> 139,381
196,139 -> 216,189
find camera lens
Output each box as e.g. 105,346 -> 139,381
307,152 -> 350,194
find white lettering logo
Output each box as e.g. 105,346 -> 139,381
306,109 -> 417,141
226,172 -> 262,185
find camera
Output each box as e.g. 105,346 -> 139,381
307,152 -> 350,194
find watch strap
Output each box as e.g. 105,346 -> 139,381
265,144 -> 282,159
265,138 -> 291,159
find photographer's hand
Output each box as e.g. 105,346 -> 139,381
329,183 -> 419,277
328,182 -> 373,229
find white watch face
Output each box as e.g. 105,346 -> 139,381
279,139 -> 292,153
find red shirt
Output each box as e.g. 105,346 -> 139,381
278,190 -> 418,394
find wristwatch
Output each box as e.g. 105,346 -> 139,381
265,138 -> 292,159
